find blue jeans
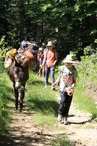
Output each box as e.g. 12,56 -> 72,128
45,65 -> 55,85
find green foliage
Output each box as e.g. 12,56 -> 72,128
94,39 -> 97,43
52,135 -> 72,146
0,36 -> 8,59
74,86 -> 97,119
75,47 -> 97,118
84,46 -> 92,55
0,73 -> 11,134
83,45 -> 97,55
78,52 -> 97,86
0,36 -> 9,73
0,0 -> 97,57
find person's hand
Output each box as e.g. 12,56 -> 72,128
41,64 -> 44,69
71,83 -> 75,88
52,83 -> 56,88
52,63 -> 55,67
65,87 -> 74,96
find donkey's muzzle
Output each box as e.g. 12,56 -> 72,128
15,81 -> 21,89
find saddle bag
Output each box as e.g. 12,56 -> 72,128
6,48 -> 17,57
4,57 -> 13,68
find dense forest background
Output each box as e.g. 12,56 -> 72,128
0,0 -> 97,60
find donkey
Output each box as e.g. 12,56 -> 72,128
8,58 -> 28,112
8,44 -> 38,112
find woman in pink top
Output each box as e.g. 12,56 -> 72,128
42,41 -> 58,88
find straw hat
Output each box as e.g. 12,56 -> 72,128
62,55 -> 77,64
46,41 -> 53,47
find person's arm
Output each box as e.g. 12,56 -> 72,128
52,65 -> 64,87
52,51 -> 58,66
72,68 -> 78,88
52,74 -> 61,87
42,55 -> 46,66
71,77 -> 76,88
41,50 -> 47,67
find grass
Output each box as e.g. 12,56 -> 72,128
32,112 -> 56,127
74,84 -> 97,119
27,71 -> 59,127
51,135 -> 73,146
0,72 -> 12,134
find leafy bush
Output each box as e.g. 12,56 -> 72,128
74,46 -> 97,118
77,52 -> 97,87
0,73 -> 11,134
0,36 -> 9,73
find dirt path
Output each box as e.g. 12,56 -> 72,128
3,101 -> 53,146
0,96 -> 97,146
63,105 -> 97,146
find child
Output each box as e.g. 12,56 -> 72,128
52,54 -> 78,125
37,47 -> 45,77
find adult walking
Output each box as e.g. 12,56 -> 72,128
52,54 -> 78,124
42,41 -> 58,88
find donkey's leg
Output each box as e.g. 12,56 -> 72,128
19,86 -> 25,112
13,83 -> 18,110
14,89 -> 18,110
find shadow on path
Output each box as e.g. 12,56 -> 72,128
0,103 -> 52,146
68,117 -> 93,125
0,133 -> 52,146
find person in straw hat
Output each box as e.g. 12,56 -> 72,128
52,54 -> 78,125
42,41 -> 58,88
